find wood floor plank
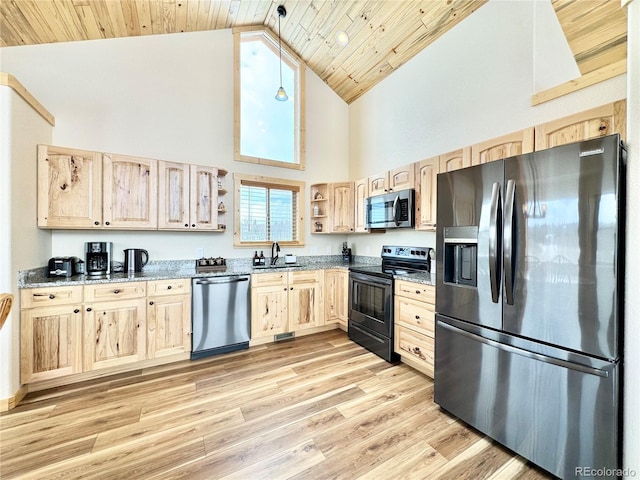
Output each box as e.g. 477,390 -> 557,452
0,330 -> 554,480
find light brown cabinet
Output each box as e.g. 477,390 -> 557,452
438,147 -> 471,173
353,178 -> 369,233
158,161 -> 190,230
394,279 -> 435,378
324,269 -> 348,327
251,270 -> 324,339
471,128 -> 534,165
368,164 -> 414,196
414,156 -> 439,231
102,153 -> 158,230
20,286 -> 83,383
37,145 -> 103,228
146,279 -> 191,359
83,282 -> 147,371
310,182 -> 354,234
535,100 -> 626,150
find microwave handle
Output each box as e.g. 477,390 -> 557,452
392,195 -> 400,226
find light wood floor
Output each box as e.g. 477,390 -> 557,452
0,330 -> 554,479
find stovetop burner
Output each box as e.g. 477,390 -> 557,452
349,245 -> 432,278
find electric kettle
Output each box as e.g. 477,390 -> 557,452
124,248 -> 149,273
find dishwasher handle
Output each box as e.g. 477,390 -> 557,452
195,277 -> 249,285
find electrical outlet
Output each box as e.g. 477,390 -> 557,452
196,247 -> 204,258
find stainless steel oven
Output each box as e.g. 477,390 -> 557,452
348,245 -> 432,362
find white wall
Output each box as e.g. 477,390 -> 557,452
624,0 -> 640,474
0,87 -> 53,399
0,29 -> 350,263
347,0 -> 626,257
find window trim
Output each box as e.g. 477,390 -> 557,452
233,26 -> 306,171
233,173 -> 306,248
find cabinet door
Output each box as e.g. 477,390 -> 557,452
158,161 -> 190,230
471,128 -> 534,165
289,282 -> 323,330
251,285 -> 288,339
438,147 -> 471,173
37,145 -> 103,228
20,305 -> 83,383
147,294 -> 191,358
353,178 -> 369,233
334,270 -> 349,325
189,165 -> 218,230
535,100 -> 626,149
414,156 -> 439,231
329,182 -> 354,233
103,153 -> 158,229
388,164 -> 414,191
368,172 -> 388,196
83,298 -> 146,371
324,270 -> 339,324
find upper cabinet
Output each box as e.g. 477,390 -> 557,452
353,178 -> 369,233
38,144 -> 227,232
369,164 -> 414,196
438,147 -> 471,173
471,128 -> 534,165
103,153 -> 158,229
414,156 -> 439,231
311,182 -> 354,234
535,100 -> 626,150
37,145 -> 103,228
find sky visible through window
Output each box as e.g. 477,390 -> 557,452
240,38 -> 295,164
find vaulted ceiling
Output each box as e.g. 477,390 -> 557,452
0,0 -> 628,104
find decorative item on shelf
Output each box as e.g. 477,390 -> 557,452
274,5 -> 288,102
313,204 -> 320,216
218,201 -> 225,210
217,178 -> 223,189
314,192 -> 323,200
315,222 -> 323,233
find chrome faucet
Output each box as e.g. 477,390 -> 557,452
271,241 -> 280,265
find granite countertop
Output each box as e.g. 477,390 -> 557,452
18,256 -> 380,289
398,271 -> 435,287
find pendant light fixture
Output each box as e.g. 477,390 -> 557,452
275,5 -> 288,102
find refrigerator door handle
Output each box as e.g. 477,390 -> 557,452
504,179 -> 516,305
489,182 -> 502,303
438,321 -> 610,378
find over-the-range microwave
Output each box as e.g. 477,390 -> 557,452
366,189 -> 415,229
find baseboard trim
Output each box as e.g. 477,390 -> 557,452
0,384 -> 28,412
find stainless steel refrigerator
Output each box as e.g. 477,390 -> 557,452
434,134 -> 625,480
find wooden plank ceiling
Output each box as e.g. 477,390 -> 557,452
0,0 -> 628,105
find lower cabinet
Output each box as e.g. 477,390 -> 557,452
251,270 -> 324,339
324,269 -> 348,327
146,279 -> 191,359
20,279 -> 191,386
394,279 -> 435,378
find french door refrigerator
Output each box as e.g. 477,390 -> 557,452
434,134 -> 625,480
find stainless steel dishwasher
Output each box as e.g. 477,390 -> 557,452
191,275 -> 251,359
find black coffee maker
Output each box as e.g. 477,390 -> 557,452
342,242 -> 352,264
85,242 -> 112,276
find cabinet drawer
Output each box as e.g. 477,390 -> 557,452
395,325 -> 434,377
395,280 -> 435,304
147,279 -> 190,296
84,282 -> 146,302
394,296 -> 435,336
251,273 -> 287,287
289,270 -> 322,284
21,286 -> 83,308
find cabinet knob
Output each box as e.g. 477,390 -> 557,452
415,315 -> 420,320
149,301 -> 154,305
94,221 -> 100,226
49,294 -> 55,299
113,289 -> 120,294
415,290 -> 421,294
105,221 -> 110,225
184,224 -> 189,227
192,224 -> 196,228
86,307 -> 92,312
284,288 -> 287,291
74,309 -> 80,314
167,285 -> 172,290
290,287 -> 293,290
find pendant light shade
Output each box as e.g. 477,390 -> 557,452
275,5 -> 288,102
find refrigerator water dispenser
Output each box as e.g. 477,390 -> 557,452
443,226 -> 478,287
